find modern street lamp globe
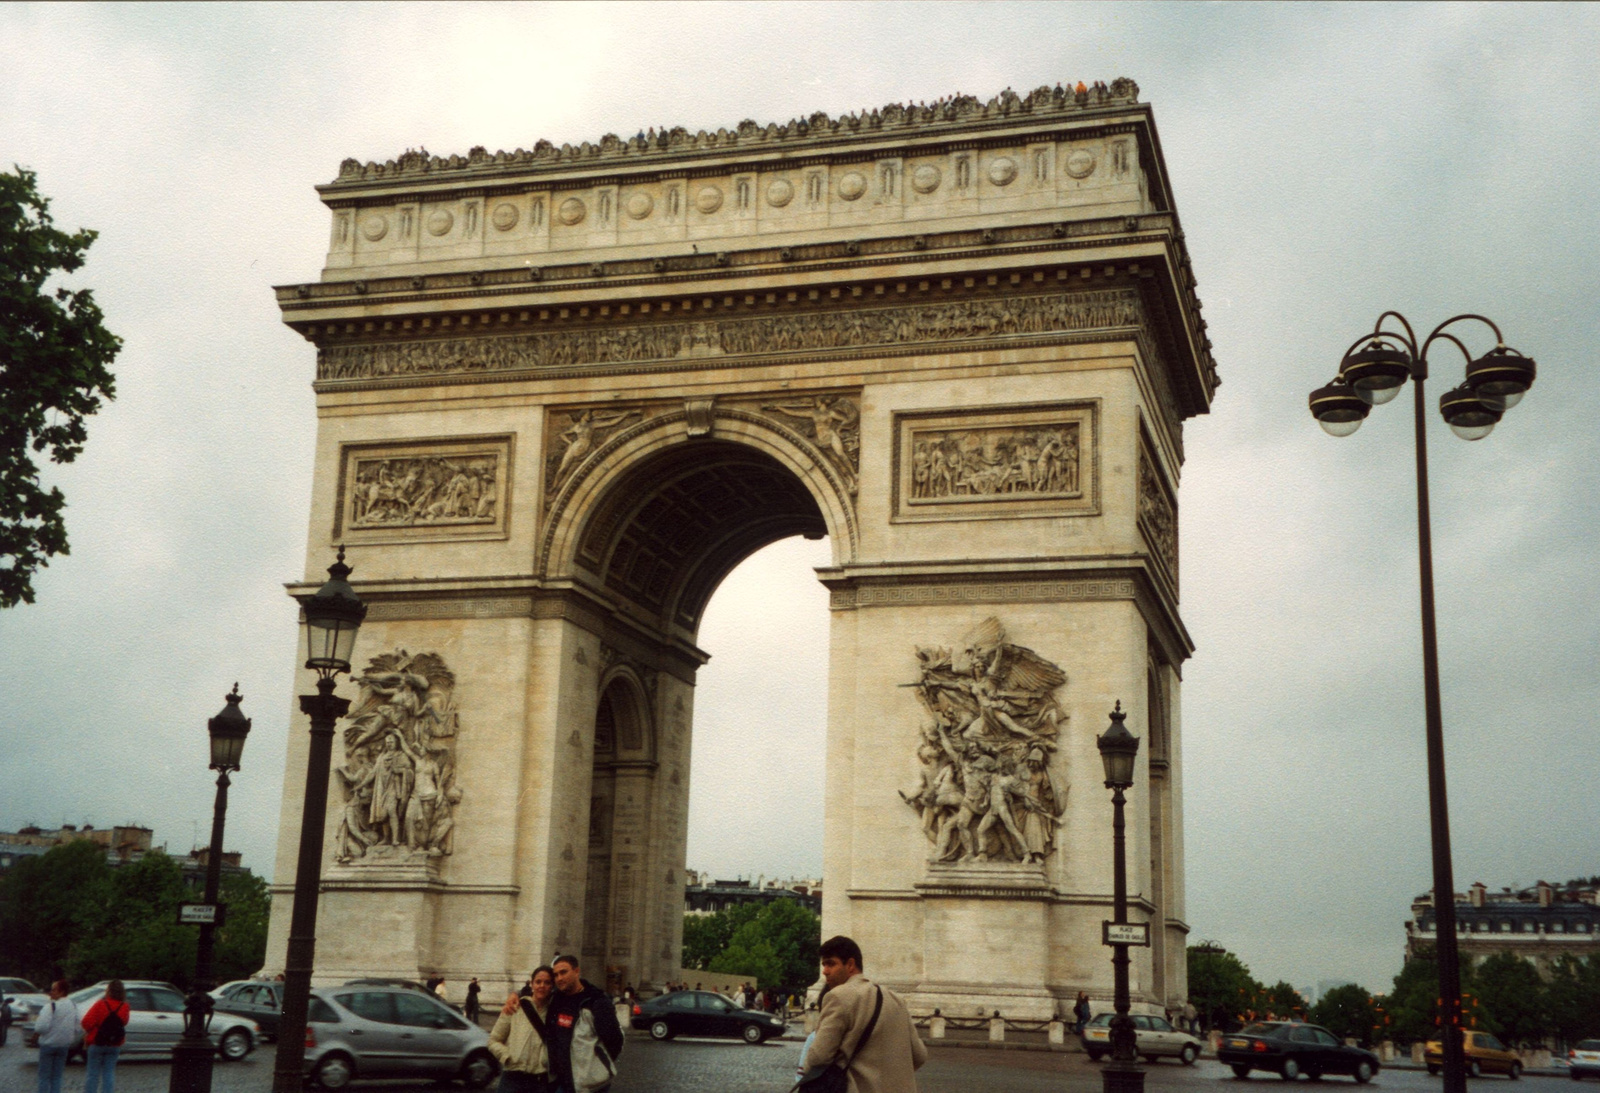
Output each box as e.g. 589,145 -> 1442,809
1309,379 -> 1371,437
1096,702 -> 1140,789
1339,341 -> 1411,406
207,684 -> 252,772
300,546 -> 367,677
1439,383 -> 1501,441
1465,346 -> 1536,411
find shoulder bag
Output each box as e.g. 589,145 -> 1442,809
792,986 -> 882,1093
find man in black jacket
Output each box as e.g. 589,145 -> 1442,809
549,955 -> 624,1093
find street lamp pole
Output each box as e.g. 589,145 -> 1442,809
271,549 -> 366,1093
1309,313 -> 1537,1093
170,686 -> 251,1093
1098,701 -> 1143,1093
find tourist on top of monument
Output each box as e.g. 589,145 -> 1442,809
32,980 -> 77,1093
548,954 -> 624,1093
491,966 -> 556,1092
800,935 -> 927,1093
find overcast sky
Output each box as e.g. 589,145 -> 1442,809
2,3 -> 1597,996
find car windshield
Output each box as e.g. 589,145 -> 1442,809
1240,1023 -> 1287,1036
1576,1041 -> 1600,1051
1089,1013 -> 1113,1026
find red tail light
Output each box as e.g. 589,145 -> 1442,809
1253,1041 -> 1268,1052
632,1005 -> 642,1015
305,1026 -> 317,1049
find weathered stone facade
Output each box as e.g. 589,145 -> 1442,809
264,79 -> 1214,1019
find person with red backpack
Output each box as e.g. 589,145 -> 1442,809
80,980 -> 129,1093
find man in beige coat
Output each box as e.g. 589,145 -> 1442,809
802,935 -> 928,1093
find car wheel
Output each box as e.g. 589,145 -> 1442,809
460,1049 -> 497,1089
649,1019 -> 674,1041
1144,1053 -> 1161,1064
1282,1059 -> 1301,1081
1306,1068 -> 1323,1082
313,1053 -> 355,1091
217,1027 -> 252,1061
1233,1065 -> 1253,1079
1088,1049 -> 1105,1061
1181,1044 -> 1199,1066
1470,1061 -> 1482,1079
1509,1063 -> 1522,1081
1429,1065 -> 1442,1076
741,1023 -> 765,1044
1355,1061 -> 1375,1084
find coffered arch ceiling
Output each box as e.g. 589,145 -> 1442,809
574,439 -> 827,634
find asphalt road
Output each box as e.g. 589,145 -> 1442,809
0,1038 -> 1573,1093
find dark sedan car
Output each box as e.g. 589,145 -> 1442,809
1217,1021 -> 1379,1082
212,980 -> 283,1040
629,990 -> 787,1044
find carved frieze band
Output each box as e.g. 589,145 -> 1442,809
335,435 -> 511,543
831,578 -> 1135,610
1137,444 -> 1178,590
316,289 -> 1142,383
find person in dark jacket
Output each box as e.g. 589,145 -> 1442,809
548,955 -> 623,1093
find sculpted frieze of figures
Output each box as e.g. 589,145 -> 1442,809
316,289 -> 1143,382
910,421 -> 1079,501
334,650 -> 463,865
900,618 -> 1069,865
348,454 -> 499,528
1138,447 -> 1178,582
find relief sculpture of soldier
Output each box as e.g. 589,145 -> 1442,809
900,618 -> 1069,865
350,455 -> 498,528
333,650 -> 464,864
910,423 -> 1079,501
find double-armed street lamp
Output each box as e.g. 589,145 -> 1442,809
271,547 -> 368,1093
170,686 -> 252,1093
1309,312 -> 1537,1093
1097,701 -> 1143,1093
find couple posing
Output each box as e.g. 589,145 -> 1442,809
489,954 -> 623,1093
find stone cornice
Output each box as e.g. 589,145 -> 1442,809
323,80 -> 1142,192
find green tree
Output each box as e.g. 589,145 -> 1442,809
1187,943 -> 1263,1032
1548,956 -> 1600,1045
1261,981 -> 1308,1020
0,839 -> 113,982
1310,983 -> 1381,1045
68,850 -> 195,987
682,903 -> 760,970
707,899 -> 820,993
1473,951 -> 1549,1046
213,870 -> 272,983
0,166 -> 121,607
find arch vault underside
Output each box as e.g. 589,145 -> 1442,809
265,79 -> 1216,1019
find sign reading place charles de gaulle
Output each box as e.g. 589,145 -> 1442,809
1102,921 -> 1150,947
177,903 -> 226,927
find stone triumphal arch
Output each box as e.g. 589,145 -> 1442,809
264,79 -> 1216,1019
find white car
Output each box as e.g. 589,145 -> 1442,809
23,980 -> 262,1062
1,977 -> 52,1029
1080,1011 -> 1203,1064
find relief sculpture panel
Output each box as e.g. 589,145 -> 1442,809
336,436 -> 511,542
1138,444 -> 1178,588
334,650 -> 463,865
893,402 -> 1097,522
900,618 -> 1069,865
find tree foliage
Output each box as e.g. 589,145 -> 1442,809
683,899 -> 821,993
1473,951 -> 1549,1046
1187,944 -> 1263,1031
0,166 -> 120,607
1310,983 -> 1383,1045
0,841 -> 269,988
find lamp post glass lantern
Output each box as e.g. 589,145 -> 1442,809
271,548 -> 367,1093
1307,311 -> 1536,1093
169,687 -> 251,1093
1097,701 -> 1143,1093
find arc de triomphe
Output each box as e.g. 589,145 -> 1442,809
263,78 -> 1215,1019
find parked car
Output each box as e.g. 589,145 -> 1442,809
211,979 -> 283,1040
1217,1021 -> 1379,1082
1570,1039 -> 1600,1081
21,980 -> 262,1062
1426,1030 -> 1522,1079
630,990 -> 788,1044
1,977 -> 51,1030
303,984 -> 496,1089
343,978 -> 463,1011
1080,1011 -> 1202,1064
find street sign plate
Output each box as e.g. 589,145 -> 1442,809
177,903 -> 224,926
1102,921 -> 1150,946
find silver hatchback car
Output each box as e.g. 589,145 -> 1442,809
304,985 -> 497,1089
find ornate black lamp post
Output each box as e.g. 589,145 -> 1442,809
271,548 -> 367,1093
170,686 -> 251,1093
1309,313 -> 1536,1093
1097,701 -> 1143,1093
